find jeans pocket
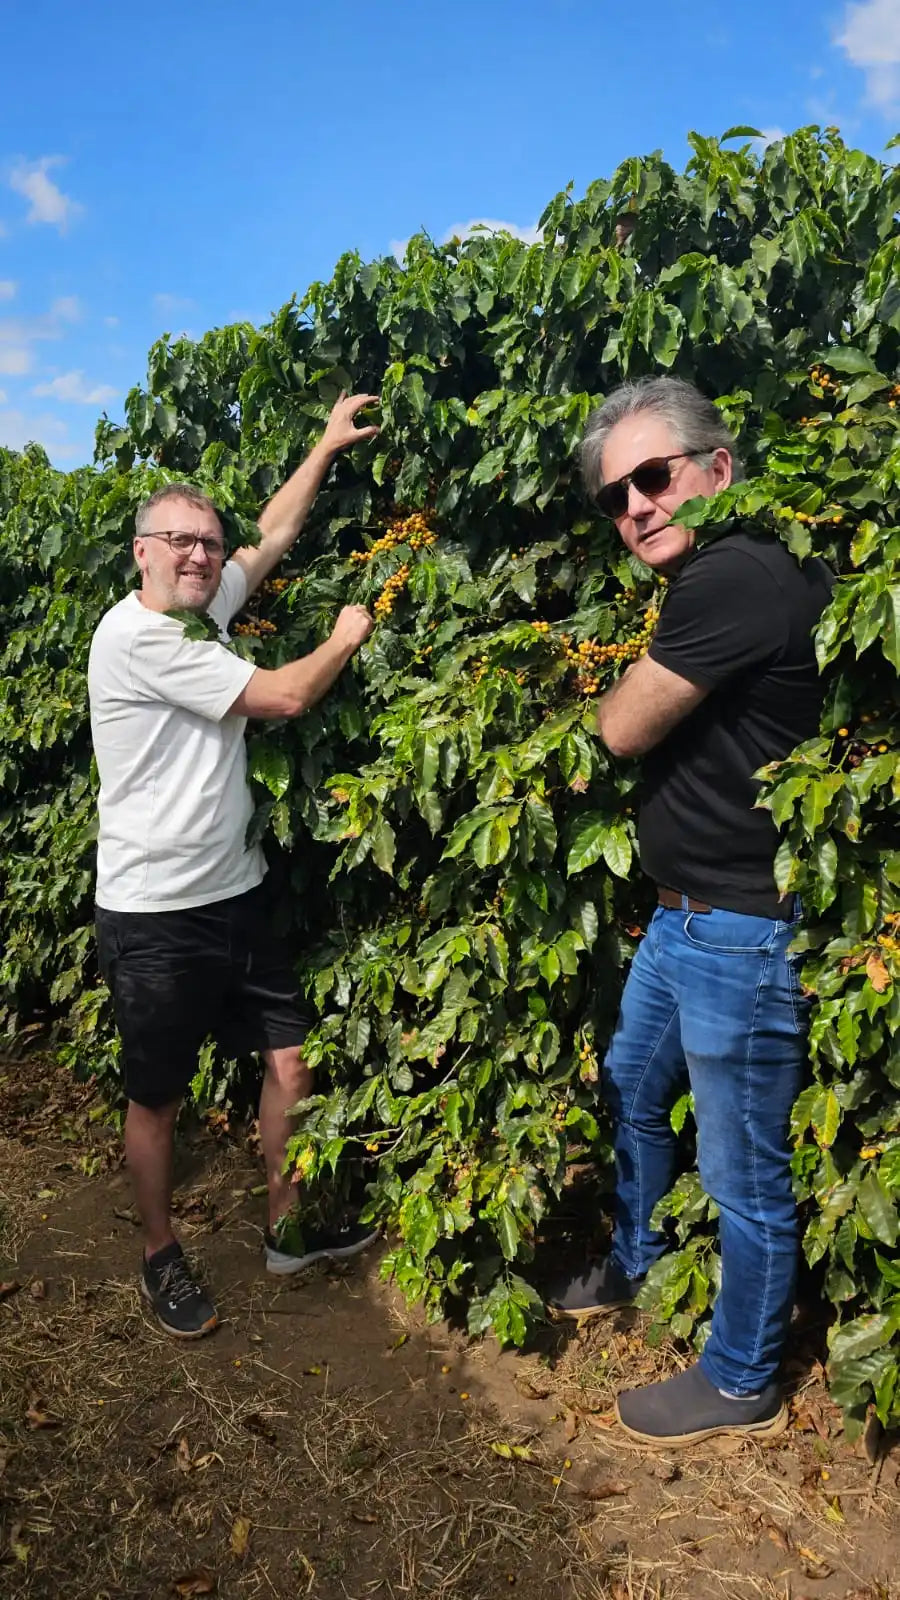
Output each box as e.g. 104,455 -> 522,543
683,909 -> 777,956
785,950 -> 813,1034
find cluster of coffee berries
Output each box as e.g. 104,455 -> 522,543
529,620 -> 552,634
577,1034 -> 598,1085
350,510 -> 437,565
889,384 -> 900,411
878,912 -> 899,953
472,656 -> 527,686
234,618 -> 277,638
782,507 -> 844,526
563,607 -> 659,695
261,576 -> 291,595
835,724 -> 891,767
809,364 -> 842,397
374,562 -> 410,620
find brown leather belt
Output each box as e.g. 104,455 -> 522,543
657,886 -> 711,913
657,885 -> 798,919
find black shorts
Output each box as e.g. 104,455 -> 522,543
95,881 -> 312,1108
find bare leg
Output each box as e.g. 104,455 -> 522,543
259,1046 -> 313,1229
124,1098 -> 181,1258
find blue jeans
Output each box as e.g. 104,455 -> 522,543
603,901 -> 809,1395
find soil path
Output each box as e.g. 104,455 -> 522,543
0,1062 -> 897,1599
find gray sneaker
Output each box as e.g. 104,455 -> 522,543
264,1218 -> 379,1276
615,1361 -> 788,1447
546,1257 -> 644,1323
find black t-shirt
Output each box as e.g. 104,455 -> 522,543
640,529 -> 834,917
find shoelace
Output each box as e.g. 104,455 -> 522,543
156,1257 -> 200,1306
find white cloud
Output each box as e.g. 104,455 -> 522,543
50,295 -> 81,322
753,126 -> 787,150
32,370 -> 117,405
153,291 -> 194,315
0,407 -> 83,460
391,216 -> 543,262
835,0 -> 900,112
0,389 -> 7,404
0,280 -> 16,302
444,217 -> 543,246
0,298 -> 90,376
0,346 -> 31,375
8,156 -> 83,231
104,315 -> 119,328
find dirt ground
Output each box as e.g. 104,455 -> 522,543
0,1060 -> 898,1600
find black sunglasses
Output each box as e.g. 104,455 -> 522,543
595,451 -> 705,520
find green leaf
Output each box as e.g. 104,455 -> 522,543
469,447 -> 507,487
372,817 -> 396,875
346,1015 -> 371,1064
249,742 -> 291,799
857,1172 -> 899,1247
566,813 -> 609,876
496,1204 -> 521,1262
602,822 -> 632,878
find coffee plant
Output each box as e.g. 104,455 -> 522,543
0,126 -> 898,1433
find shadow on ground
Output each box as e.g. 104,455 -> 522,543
0,1058 -> 897,1600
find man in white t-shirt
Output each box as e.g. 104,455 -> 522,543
89,392 -> 380,1338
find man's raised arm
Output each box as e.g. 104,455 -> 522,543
230,392 -> 379,597
228,604 -> 374,720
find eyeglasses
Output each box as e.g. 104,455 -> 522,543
140,530 -> 227,558
595,451 -> 705,520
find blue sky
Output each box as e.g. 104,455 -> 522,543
1,0 -> 898,468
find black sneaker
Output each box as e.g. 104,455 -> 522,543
615,1361 -> 788,1447
546,1257 -> 644,1324
140,1241 -> 218,1339
264,1217 -> 380,1276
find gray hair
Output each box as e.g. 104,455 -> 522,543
580,376 -> 744,500
135,482 -> 221,540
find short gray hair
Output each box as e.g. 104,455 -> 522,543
580,376 -> 744,500
135,482 -> 221,540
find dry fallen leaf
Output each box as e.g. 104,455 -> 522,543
583,1411 -> 617,1432
766,1523 -> 792,1554
580,1480 -> 629,1501
515,1372 -> 552,1400
29,1279 -> 47,1301
25,1399 -> 59,1430
563,1407 -> 579,1443
175,1435 -> 192,1474
230,1515 -> 251,1559
351,1511 -> 378,1524
796,1544 -> 833,1579
0,1280 -> 21,1300
866,951 -> 891,993
172,1571 -> 216,1596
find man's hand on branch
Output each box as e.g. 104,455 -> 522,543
320,392 -> 381,459
331,604 -> 375,656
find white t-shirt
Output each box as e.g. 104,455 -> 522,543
88,561 -> 265,912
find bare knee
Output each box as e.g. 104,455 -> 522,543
263,1046 -> 312,1101
126,1098 -> 181,1132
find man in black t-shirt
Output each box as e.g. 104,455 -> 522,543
547,377 -> 833,1448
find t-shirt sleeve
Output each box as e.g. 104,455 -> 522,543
208,560 -> 250,628
648,545 -> 788,691
126,621 -> 257,722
